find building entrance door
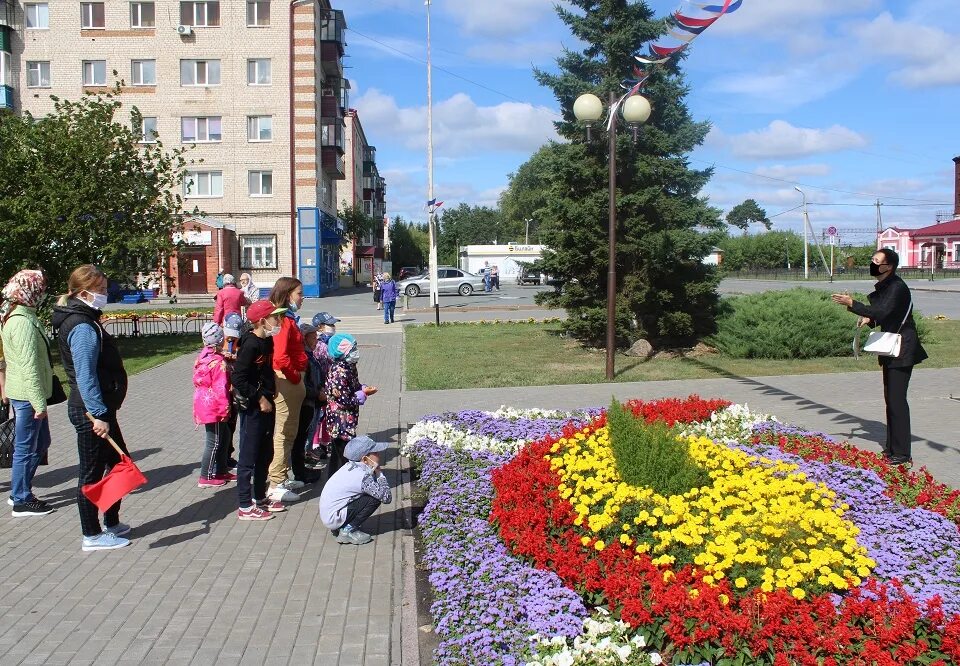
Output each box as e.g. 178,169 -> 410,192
178,248 -> 208,294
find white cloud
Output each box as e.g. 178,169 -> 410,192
710,0 -> 880,36
853,12 -> 960,87
754,164 -> 832,179
353,88 -> 559,159
442,0 -> 555,38
721,121 -> 868,159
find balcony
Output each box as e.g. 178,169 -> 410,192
319,9 -> 345,76
320,117 -> 345,180
321,147 -> 345,180
0,1 -> 12,28
320,94 -> 341,119
0,85 -> 13,111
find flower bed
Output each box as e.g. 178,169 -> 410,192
409,399 -> 960,665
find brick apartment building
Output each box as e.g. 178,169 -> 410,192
0,0 -> 386,297
341,108 -> 387,285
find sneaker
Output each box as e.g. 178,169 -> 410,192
105,522 -> 132,537
11,498 -> 54,517
268,486 -> 298,502
336,529 -> 373,546
198,476 -> 227,488
82,532 -> 131,551
264,500 -> 286,513
228,458 -> 239,469
888,455 -> 913,466
295,473 -> 322,485
281,479 -> 305,491
216,472 -> 238,482
6,497 -> 12,506
238,505 -> 274,521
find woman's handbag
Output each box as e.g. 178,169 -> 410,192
0,405 -> 14,469
862,301 -> 912,358
48,375 -> 67,406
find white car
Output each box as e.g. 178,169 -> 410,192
397,267 -> 487,297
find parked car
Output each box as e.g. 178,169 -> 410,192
398,266 -> 422,280
516,267 -> 542,285
397,266 -> 486,297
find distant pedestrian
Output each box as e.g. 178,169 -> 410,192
325,333 -> 377,478
490,265 -> 500,291
832,248 -> 927,466
232,299 -> 287,520
213,274 -> 249,325
239,273 -> 260,303
318,435 -> 392,545
193,322 -> 234,488
482,261 -> 492,292
266,277 -> 307,504
1,269 -> 55,517
52,265 -> 132,551
380,273 -> 399,324
373,272 -> 383,310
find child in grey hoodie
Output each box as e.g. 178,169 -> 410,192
318,435 -> 391,545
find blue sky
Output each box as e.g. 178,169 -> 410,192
346,0 -> 960,244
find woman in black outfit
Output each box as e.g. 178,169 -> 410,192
832,248 -> 927,465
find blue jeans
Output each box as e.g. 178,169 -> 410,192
383,300 -> 396,323
10,399 -> 51,504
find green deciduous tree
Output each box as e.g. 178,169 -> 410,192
436,204 -> 520,265
513,0 -> 722,347
388,216 -> 426,270
717,231 -> 803,271
726,199 -> 771,233
0,90 -> 191,293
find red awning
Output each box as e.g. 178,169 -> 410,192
355,246 -> 384,258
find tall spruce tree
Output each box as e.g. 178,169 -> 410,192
523,0 -> 723,346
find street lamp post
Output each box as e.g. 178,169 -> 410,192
524,218 -> 532,244
795,186 -> 809,279
573,91 -> 651,381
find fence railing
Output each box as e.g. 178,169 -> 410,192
99,314 -> 214,338
721,266 -> 960,281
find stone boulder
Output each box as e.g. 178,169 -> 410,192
624,339 -> 654,359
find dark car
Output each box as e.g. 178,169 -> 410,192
398,266 -> 422,280
516,267 -> 542,285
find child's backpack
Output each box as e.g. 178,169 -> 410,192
215,272 -> 224,290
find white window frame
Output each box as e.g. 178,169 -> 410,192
136,116 -> 158,144
248,170 -> 273,197
180,59 -> 221,86
25,61 -> 52,88
246,58 -> 271,86
246,0 -> 270,26
82,60 -> 107,86
183,170 -> 223,198
954,243 -> 960,261
181,116 -> 222,143
240,235 -> 278,270
180,1 -> 220,27
0,52 -> 10,87
131,59 -> 156,86
25,3 -> 50,29
246,115 -> 273,142
81,2 -> 105,29
130,2 -> 156,28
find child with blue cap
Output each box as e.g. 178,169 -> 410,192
318,435 -> 391,545
324,333 -> 377,478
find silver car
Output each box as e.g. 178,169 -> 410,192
397,266 -> 487,297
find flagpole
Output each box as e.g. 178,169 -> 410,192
426,0 -> 439,324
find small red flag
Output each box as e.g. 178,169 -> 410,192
82,455 -> 147,512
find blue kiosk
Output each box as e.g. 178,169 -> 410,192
297,207 -> 344,298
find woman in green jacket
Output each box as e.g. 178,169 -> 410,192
0,270 -> 55,517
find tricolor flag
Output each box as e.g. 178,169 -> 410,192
427,199 -> 444,209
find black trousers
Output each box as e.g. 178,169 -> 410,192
291,401 -> 315,480
68,405 -> 128,538
882,364 -> 914,458
237,405 -> 275,508
327,436 -> 349,481
342,493 -> 381,532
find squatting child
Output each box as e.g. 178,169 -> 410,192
318,435 -> 392,545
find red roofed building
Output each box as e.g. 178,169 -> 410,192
877,157 -> 960,269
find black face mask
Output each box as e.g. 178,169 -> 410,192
870,263 -> 886,277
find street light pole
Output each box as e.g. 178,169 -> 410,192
425,0 -> 439,324
524,218 -> 532,244
795,186 -> 809,279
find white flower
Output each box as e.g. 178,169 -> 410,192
553,652 -> 575,666
649,653 -> 663,665
631,635 -> 646,648
615,644 -> 632,662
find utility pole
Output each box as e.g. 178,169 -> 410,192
425,0 -> 439,324
524,218 -> 532,244
795,186 -> 809,279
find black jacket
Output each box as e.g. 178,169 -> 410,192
232,331 -> 276,403
850,274 -> 928,368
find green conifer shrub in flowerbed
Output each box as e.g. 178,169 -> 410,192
607,400 -> 711,497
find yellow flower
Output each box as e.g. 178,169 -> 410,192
734,577 -> 748,589
594,540 -> 605,551
791,588 -> 806,600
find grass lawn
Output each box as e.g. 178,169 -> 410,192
51,334 -> 201,388
405,320 -> 960,390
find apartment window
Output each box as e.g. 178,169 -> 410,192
246,58 -> 271,85
247,116 -> 272,142
82,60 -> 107,86
180,1 -> 220,27
184,171 -> 223,198
135,116 -> 158,143
246,0 -> 269,26
181,116 -> 222,143
131,59 -> 156,86
25,3 -> 49,29
130,2 -> 156,28
954,243 -> 960,262
81,2 -> 105,29
248,170 -> 273,197
240,235 -> 277,269
0,53 -> 9,87
26,61 -> 51,88
180,59 -> 221,86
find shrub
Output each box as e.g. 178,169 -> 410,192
711,288 -> 863,359
607,400 -> 711,497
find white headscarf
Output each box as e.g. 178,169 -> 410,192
239,273 -> 258,301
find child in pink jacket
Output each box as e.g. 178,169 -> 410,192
194,322 -> 235,488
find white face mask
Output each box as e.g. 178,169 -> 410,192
266,325 -> 282,337
80,291 -> 109,310
346,348 -> 360,364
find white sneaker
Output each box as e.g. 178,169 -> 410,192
283,479 -> 305,491
268,486 -> 298,503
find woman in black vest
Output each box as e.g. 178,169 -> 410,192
832,248 -> 927,465
52,265 -> 131,551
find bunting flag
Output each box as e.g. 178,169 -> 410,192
426,199 -> 444,210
